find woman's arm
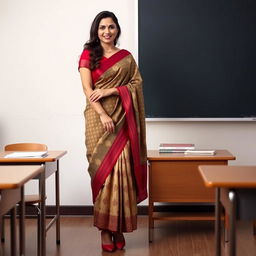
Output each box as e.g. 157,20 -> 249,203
79,67 -> 115,133
89,87 -> 119,102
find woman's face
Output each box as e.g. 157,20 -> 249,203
98,17 -> 118,46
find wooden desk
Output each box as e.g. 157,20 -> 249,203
147,150 -> 235,242
0,151 -> 67,256
199,165 -> 256,256
0,165 -> 44,256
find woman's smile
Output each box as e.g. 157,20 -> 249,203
103,34 -> 111,39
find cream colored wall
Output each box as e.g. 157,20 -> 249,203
0,0 -> 255,206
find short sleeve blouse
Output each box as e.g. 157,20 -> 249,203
78,49 -> 90,69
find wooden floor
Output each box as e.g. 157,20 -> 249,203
1,216 -> 256,256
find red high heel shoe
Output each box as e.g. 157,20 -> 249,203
102,244 -> 115,252
101,231 -> 115,252
114,233 -> 125,250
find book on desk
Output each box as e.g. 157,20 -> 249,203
159,143 -> 195,153
184,150 -> 216,156
4,151 -> 48,158
158,143 -> 216,155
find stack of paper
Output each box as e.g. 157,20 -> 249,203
184,150 -> 216,156
4,151 -> 48,158
159,143 -> 195,153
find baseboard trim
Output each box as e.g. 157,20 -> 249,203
25,204 -> 214,216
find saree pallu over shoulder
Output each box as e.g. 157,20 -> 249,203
79,49 -> 130,85
80,49 -> 147,204
92,50 -> 130,84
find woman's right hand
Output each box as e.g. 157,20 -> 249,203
99,112 -> 115,133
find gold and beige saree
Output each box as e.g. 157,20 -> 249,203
79,49 -> 147,233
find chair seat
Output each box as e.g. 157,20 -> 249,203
25,194 -> 46,205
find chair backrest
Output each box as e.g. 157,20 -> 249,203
4,143 -> 48,151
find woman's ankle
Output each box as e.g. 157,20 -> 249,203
101,230 -> 113,244
113,232 -> 124,241
113,232 -> 125,250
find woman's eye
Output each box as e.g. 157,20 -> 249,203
109,25 -> 116,29
99,26 -> 105,30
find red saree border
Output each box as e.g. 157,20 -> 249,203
93,49 -> 130,84
117,86 -> 147,203
91,124 -> 129,203
94,210 -> 137,232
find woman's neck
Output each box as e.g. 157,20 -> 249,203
101,43 -> 117,53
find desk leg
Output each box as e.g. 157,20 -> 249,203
229,191 -> 236,256
224,214 -> 229,243
0,217 -> 2,242
215,188 -> 221,256
1,216 -> 5,242
148,161 -> 153,243
19,186 -> 25,256
253,221 -> 256,235
148,200 -> 153,243
10,206 -> 17,256
0,217 -> 2,255
39,170 -> 46,256
55,160 -> 60,244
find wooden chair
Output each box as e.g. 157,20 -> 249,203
1,143 -> 47,256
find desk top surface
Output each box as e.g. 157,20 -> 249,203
0,165 -> 44,189
147,150 -> 235,161
199,165 -> 256,188
0,150 -> 67,163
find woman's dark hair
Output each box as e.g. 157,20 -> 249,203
84,11 -> 121,70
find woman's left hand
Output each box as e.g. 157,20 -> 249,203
89,88 -> 112,102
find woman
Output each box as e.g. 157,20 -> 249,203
78,11 -> 147,252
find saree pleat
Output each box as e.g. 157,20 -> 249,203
93,141 -> 137,232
